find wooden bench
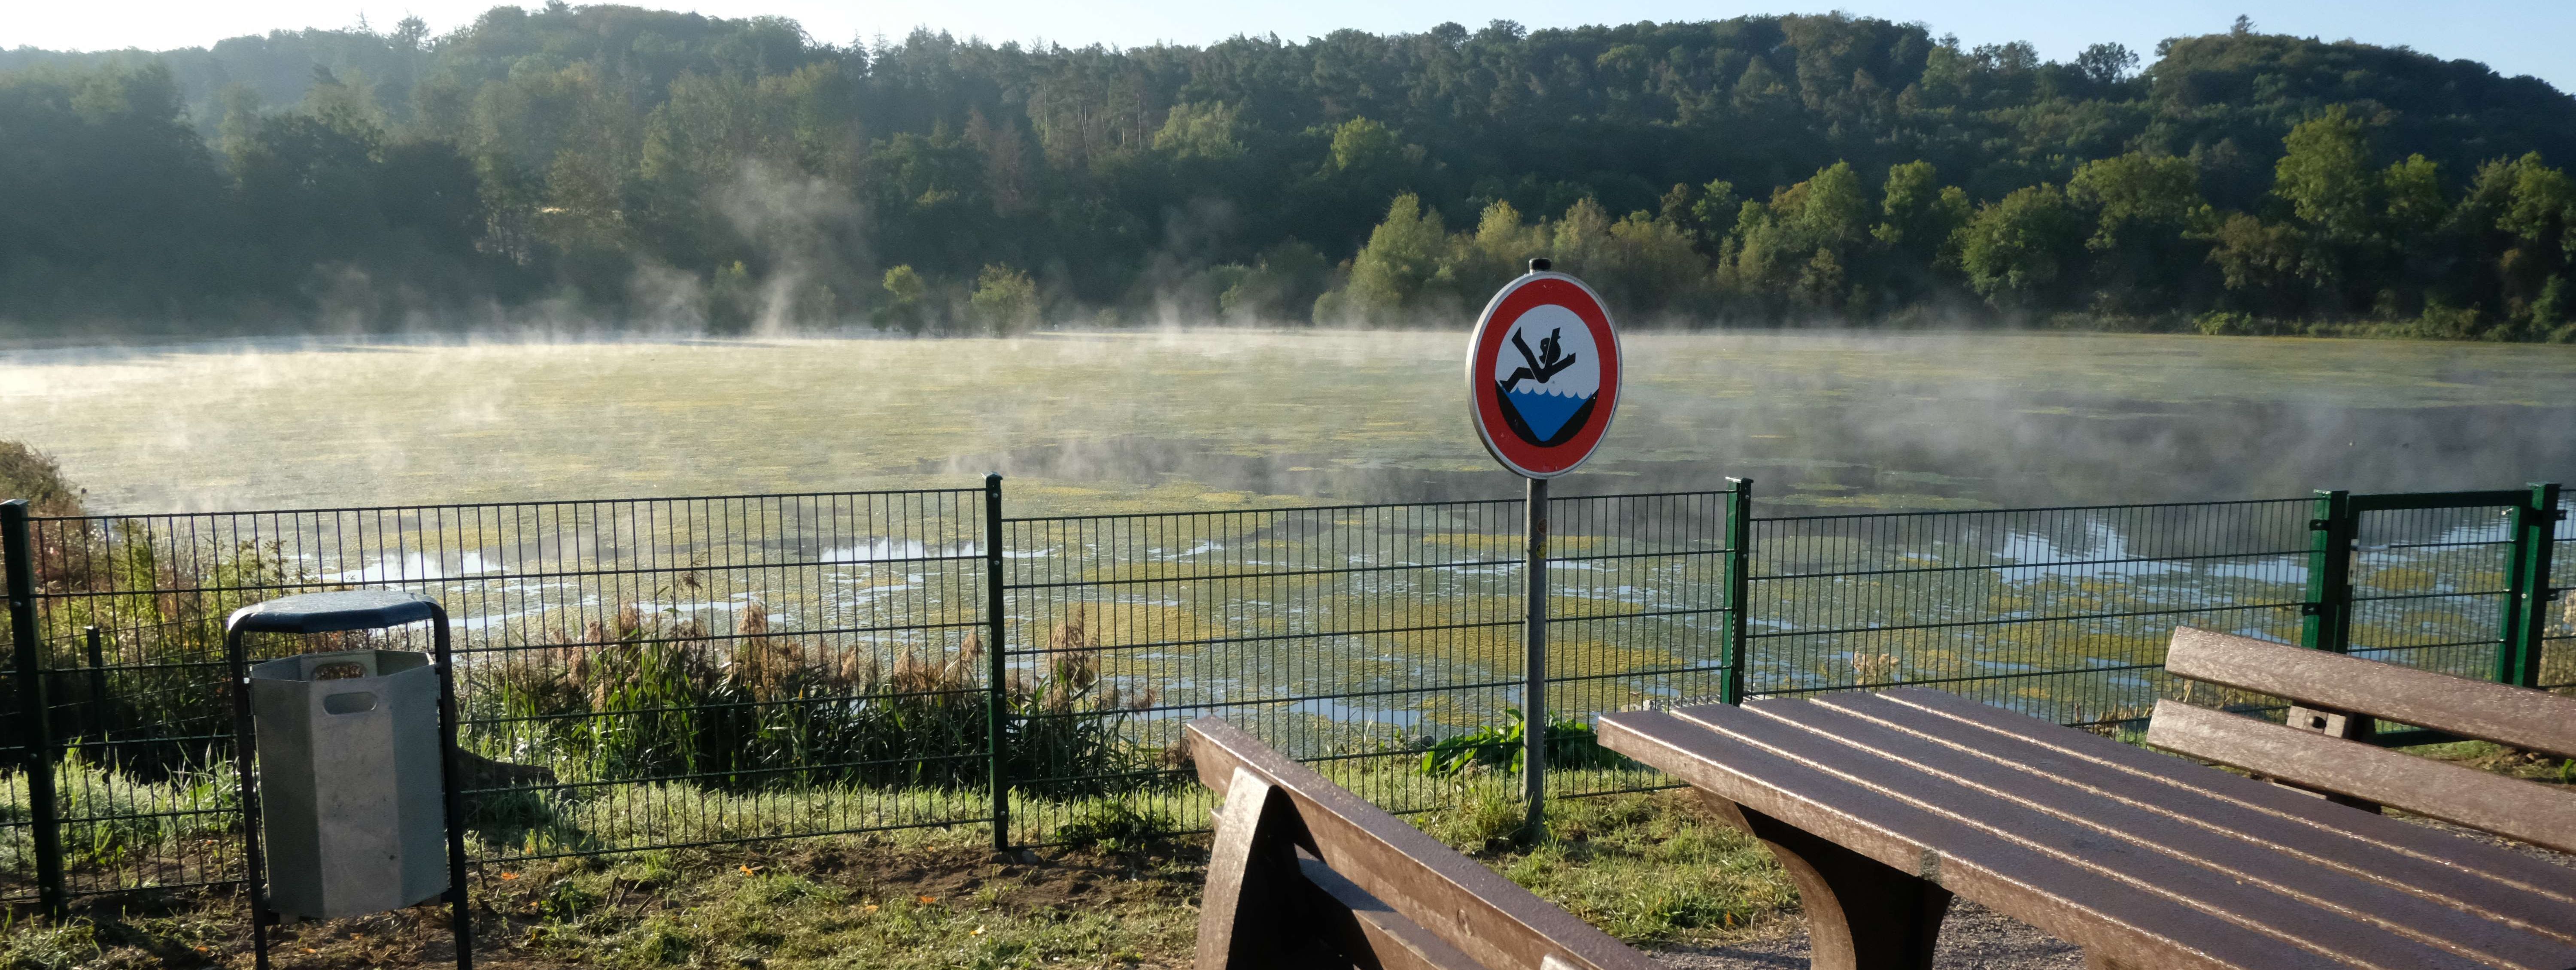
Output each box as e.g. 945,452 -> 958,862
1184,717 -> 1659,970
1595,689 -> 2576,970
2146,625 -> 2576,855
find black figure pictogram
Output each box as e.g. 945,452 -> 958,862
1499,327 -> 1579,392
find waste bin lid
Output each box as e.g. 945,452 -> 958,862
227,590 -> 442,634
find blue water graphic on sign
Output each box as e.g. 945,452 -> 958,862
1506,389 -> 1592,441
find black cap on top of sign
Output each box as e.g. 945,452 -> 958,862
1528,258 -> 1551,273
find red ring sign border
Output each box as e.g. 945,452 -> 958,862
1466,272 -> 1622,479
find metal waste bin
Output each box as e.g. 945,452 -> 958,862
225,589 -> 474,970
249,648 -> 447,918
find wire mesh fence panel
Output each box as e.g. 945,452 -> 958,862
1543,491 -> 1734,797
0,662 -> 31,904
18,512 -> 253,901
2347,504 -> 2518,681
994,490 -> 1740,845
1742,500 -> 2314,730
6,482 -> 2552,902
999,498 -> 1538,846
13,490 -> 987,900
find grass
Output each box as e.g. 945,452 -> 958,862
4,774 -> 1793,970
1,750 -> 238,881
13,717 -> 2573,969
2398,738 -> 2576,785
1409,774 -> 1794,945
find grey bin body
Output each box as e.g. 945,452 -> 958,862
250,649 -> 450,919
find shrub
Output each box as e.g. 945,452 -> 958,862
472,603 -> 1159,796
1418,709 -> 1628,778
0,440 -> 84,518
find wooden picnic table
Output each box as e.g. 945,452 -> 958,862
1595,688 -> 2576,970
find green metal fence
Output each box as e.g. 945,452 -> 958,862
992,488 -> 1736,847
1,490 -> 992,912
1740,497 -> 2317,727
0,480 -> 2563,915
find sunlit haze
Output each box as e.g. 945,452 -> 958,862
7,0 -> 2573,93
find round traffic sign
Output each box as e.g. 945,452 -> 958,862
1466,272 -> 1621,479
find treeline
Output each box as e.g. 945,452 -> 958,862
1332,114 -> 2576,340
2,6 -> 2573,338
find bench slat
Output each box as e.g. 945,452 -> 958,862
1297,855 -> 1489,970
1812,691 -> 2576,940
2147,700 -> 2576,856
1879,688 -> 2576,903
1661,702 -> 2544,970
1765,694 -> 2576,961
1188,718 -> 1658,970
2165,627 -> 2576,760
1598,708 -> 2357,970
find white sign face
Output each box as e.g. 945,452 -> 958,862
1487,303 -> 1601,446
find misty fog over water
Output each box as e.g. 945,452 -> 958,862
1,328 -> 2569,515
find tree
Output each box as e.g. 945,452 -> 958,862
1874,161 -> 1968,267
1153,101 -> 1245,161
0,62 -> 240,318
2073,42 -> 2138,85
2255,105 -> 2390,313
1731,162 -> 1871,307
2205,212 -> 2305,315
1327,117 -> 1403,173
2068,152 -> 2210,310
1454,200 -> 1546,294
2494,154 -> 2575,333
969,264 -> 1040,335
2275,106 -> 2376,243
1957,183 -> 2084,307
1328,193 -> 1450,324
5,9 -> 2576,339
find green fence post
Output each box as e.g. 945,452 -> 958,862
2499,482 -> 2561,688
2301,490 -> 2355,653
984,474 -> 1011,853
1722,479 -> 1753,705
3,500 -> 67,917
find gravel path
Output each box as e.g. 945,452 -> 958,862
1651,900 -> 2083,970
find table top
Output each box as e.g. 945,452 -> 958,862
1595,688 -> 2576,970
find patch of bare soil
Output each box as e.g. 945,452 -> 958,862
55,839 -> 1205,969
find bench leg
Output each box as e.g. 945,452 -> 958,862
1701,794 -> 1950,970
1199,769 -> 1327,970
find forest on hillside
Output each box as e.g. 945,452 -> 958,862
4,6 -> 2574,339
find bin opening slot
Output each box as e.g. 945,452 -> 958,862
323,692 -> 379,715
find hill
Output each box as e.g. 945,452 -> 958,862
2,7 -> 2571,338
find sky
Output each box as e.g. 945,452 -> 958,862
4,0 -> 2571,94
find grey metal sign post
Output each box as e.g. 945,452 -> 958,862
1522,473 -> 1549,839
1465,257 -> 1623,843
224,590 -> 475,970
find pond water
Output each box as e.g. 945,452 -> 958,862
1,328 -> 2570,515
